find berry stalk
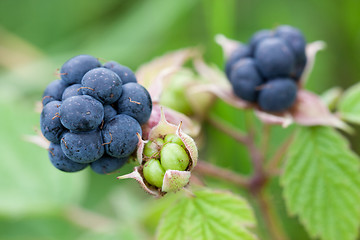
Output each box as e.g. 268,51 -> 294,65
197,113 -> 289,240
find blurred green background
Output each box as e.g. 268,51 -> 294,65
0,0 -> 359,239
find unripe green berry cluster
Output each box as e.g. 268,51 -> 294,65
143,134 -> 190,188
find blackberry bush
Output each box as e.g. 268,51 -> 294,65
33,23 -> 360,240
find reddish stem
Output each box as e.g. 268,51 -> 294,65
206,115 -> 289,240
194,160 -> 250,188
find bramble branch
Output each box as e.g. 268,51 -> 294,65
204,113 -> 290,240
194,160 -> 250,188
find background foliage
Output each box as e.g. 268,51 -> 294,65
0,0 -> 359,239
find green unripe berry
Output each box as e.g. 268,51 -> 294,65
143,159 -> 166,188
160,143 -> 190,171
143,138 -> 164,158
159,70 -> 194,115
164,134 -> 185,148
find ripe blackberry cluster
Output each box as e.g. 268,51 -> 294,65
40,55 -> 152,174
225,25 -> 307,112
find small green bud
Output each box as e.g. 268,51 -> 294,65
143,138 -> 164,158
160,143 -> 189,171
164,134 -> 185,148
143,159 -> 165,188
159,70 -> 194,115
119,107 -> 199,196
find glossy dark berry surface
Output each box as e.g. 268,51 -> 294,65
275,25 -> 306,63
103,105 -> 117,122
103,61 -> 137,84
254,37 -> 295,79
230,58 -> 264,102
90,154 -> 128,174
224,25 -> 306,112
40,101 -> 64,143
102,114 -> 142,158
258,79 -> 297,112
60,95 -> 104,132
60,55 -> 101,85
117,83 -> 152,125
49,143 -> 88,172
42,79 -> 68,106
61,130 -> 104,163
41,55 -> 152,174
81,67 -> 122,104
62,84 -> 82,100
225,45 -> 251,78
249,29 -> 273,53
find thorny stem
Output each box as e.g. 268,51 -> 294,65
267,133 -> 295,176
207,114 -> 248,144
195,160 -> 250,188
261,124 -> 271,158
244,110 -> 256,136
207,114 -> 267,191
255,190 -> 288,240
205,114 -> 289,240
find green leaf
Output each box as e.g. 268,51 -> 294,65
320,87 -> 342,111
281,126 -> 360,240
142,193 -> 180,234
0,103 -> 88,216
157,189 -> 257,240
0,213 -> 84,240
338,82 -> 360,124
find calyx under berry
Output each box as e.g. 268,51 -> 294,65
118,109 -> 198,197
